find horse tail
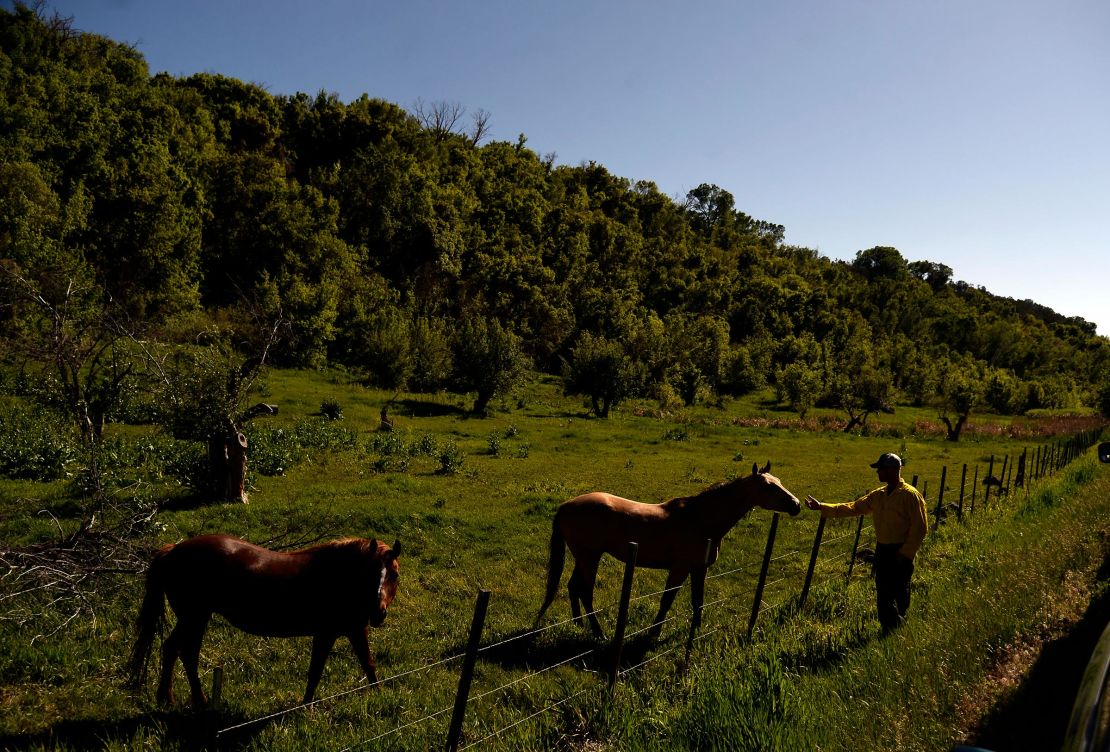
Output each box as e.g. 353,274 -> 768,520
128,545 -> 170,689
535,512 -> 566,625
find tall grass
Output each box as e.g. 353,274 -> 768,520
0,368 -> 1105,750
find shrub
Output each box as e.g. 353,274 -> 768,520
0,401 -> 77,481
436,441 -> 465,475
320,398 -> 343,421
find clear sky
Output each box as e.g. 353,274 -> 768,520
32,0 -> 1110,336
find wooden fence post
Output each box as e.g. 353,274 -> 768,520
685,539 -> 714,665
445,589 -> 490,752
846,516 -> 865,582
1003,455 -> 1013,496
748,513 -> 779,638
799,517 -> 827,609
211,664 -> 224,706
957,464 -> 967,522
933,466 -> 948,524
608,542 -> 638,690
998,456 -> 1009,501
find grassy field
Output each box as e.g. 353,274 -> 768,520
0,368 -> 1105,750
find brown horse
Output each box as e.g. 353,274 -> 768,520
535,462 -> 800,639
128,534 -> 401,708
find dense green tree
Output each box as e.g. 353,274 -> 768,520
2,4 -> 1107,419
450,314 -> 528,414
935,356 -> 984,441
563,332 -> 642,417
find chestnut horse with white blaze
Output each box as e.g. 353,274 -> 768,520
535,462 -> 800,639
128,534 -> 401,707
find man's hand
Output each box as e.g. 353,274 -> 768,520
804,495 -> 823,511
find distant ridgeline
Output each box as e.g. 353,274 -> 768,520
2,4 -> 1108,420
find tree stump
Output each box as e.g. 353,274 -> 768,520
224,430 -> 249,504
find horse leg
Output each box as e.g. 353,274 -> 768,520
648,568 -> 689,641
567,567 -> 584,627
346,627 -> 379,689
573,556 -> 605,640
303,633 -> 338,704
156,624 -> 182,705
177,614 -> 211,709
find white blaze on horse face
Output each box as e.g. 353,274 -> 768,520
376,562 -> 387,604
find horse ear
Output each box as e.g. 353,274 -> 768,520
391,540 -> 401,557
751,462 -> 758,476
368,538 -> 377,553
761,461 -> 771,474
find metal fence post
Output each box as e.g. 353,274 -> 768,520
608,542 -> 638,690
970,465 -> 979,514
933,466 -> 948,524
748,513 -> 779,638
846,516 -> 865,582
799,516 -> 827,609
445,589 -> 490,752
984,455 -> 995,506
957,464 -> 967,522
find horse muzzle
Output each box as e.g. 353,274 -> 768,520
370,609 -> 388,627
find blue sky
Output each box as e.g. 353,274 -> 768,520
37,0 -> 1110,335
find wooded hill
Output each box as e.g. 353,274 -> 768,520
3,4 -> 1108,427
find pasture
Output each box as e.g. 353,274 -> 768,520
0,368 -> 1105,750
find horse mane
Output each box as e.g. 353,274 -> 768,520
687,474 -> 747,501
295,537 -> 380,560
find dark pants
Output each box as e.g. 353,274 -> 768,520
874,543 -> 913,632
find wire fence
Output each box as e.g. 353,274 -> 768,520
212,427 -> 1103,750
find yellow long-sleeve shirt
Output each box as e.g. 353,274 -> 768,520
821,480 -> 929,559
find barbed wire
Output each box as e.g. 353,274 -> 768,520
216,651 -> 466,736
336,703 -> 454,752
458,685 -> 596,751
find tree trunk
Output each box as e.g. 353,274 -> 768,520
224,430 -> 249,504
942,413 -> 968,442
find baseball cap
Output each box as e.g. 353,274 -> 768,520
869,453 -> 903,469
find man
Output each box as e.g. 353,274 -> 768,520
804,453 -> 928,634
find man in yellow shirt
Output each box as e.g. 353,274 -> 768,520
804,453 -> 928,634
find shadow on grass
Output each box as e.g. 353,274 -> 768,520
447,626 -> 675,677
0,706 -> 268,751
965,552 -> 1110,751
395,399 -> 469,419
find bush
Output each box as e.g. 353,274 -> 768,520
320,398 -> 343,421
0,401 -> 77,481
437,441 -> 465,475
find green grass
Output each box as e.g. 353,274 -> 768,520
0,369 -> 1105,750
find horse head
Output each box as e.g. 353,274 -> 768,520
367,539 -> 401,627
750,461 -> 801,516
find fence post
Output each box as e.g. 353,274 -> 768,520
970,465 -> 979,514
445,589 -> 491,752
608,542 -> 638,690
933,466 -> 948,524
1015,448 -> 1027,489
685,539 -> 714,665
998,455 -> 1009,501
799,516 -> 827,609
954,464 -> 963,522
911,474 -> 919,489
211,664 -> 224,706
846,516 -> 865,582
984,455 -> 995,506
1003,455 -> 1013,496
748,513 -> 779,638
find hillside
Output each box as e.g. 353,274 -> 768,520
2,3 -> 1108,424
